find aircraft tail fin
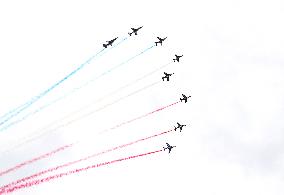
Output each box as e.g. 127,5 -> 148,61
128,32 -> 132,36
103,44 -> 107,48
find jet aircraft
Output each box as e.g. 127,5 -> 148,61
173,54 -> 183,62
162,72 -> 174,81
103,37 -> 118,48
155,37 -> 167,46
174,122 -> 186,132
163,143 -> 176,153
180,94 -> 191,103
128,26 -> 143,36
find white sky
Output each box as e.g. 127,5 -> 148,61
0,0 -> 284,194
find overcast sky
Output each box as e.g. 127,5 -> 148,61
0,0 -> 284,194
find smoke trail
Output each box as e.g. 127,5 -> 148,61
98,101 -> 179,135
0,43 -> 154,132
0,80 -> 168,156
1,129 -> 173,190
1,149 -> 163,194
62,61 -> 172,125
0,36 -> 128,128
27,81 -> 164,141
0,144 -> 73,177
0,48 -> 103,127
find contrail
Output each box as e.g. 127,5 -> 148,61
65,61 -> 172,124
0,43 -> 154,132
0,79 -> 168,156
18,81 -> 167,144
0,144 -> 73,177
1,149 -> 163,194
0,48 -> 104,126
98,101 -> 179,135
0,129 -> 173,190
0,37 -> 128,127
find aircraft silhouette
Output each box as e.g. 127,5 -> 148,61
155,37 -> 167,46
180,94 -> 191,103
128,26 -> 143,36
103,37 -> 118,48
162,72 -> 174,81
174,122 -> 186,132
173,54 -> 183,62
163,143 -> 176,153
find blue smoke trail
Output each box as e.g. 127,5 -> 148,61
0,43 -> 154,132
0,37 -> 128,127
84,44 -> 155,86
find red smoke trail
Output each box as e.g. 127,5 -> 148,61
99,101 -> 180,134
0,101 -> 180,189
0,129 -> 173,191
1,149 -> 163,194
0,144 -> 73,177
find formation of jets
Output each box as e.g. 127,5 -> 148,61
162,72 -> 174,81
103,27 -> 190,155
103,28 -> 169,48
128,26 -> 143,36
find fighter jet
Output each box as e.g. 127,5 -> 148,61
128,26 -> 143,36
155,37 -> 167,46
173,54 -> 183,62
163,143 -> 176,153
162,72 -> 174,81
174,122 -> 186,132
180,94 -> 191,103
103,37 -> 118,48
